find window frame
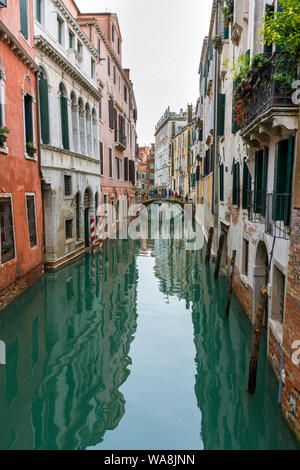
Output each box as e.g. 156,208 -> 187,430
65,218 -> 73,242
25,193 -> 38,248
0,194 -> 16,265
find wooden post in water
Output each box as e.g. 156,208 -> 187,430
205,227 -> 214,264
248,285 -> 268,394
225,250 -> 236,318
214,233 -> 225,279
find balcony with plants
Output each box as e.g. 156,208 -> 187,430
228,0 -> 299,144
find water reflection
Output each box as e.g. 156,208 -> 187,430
151,238 -> 299,450
0,236 -> 299,450
0,240 -> 139,450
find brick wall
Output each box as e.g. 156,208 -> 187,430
281,207 -> 300,442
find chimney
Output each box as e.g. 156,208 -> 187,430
188,104 -> 193,124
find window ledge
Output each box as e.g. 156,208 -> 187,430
269,318 -> 284,345
0,146 -> 8,155
65,238 -> 75,245
25,153 -> 37,161
240,274 -> 249,288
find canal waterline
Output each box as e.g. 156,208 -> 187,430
0,237 -> 299,450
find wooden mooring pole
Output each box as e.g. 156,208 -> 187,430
214,233 -> 225,279
205,227 -> 214,265
225,250 -> 236,318
248,285 -> 268,394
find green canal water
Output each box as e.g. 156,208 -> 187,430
0,237 -> 299,450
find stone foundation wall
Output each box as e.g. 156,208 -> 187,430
0,263 -> 44,312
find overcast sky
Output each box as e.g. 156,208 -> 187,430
77,0 -> 213,146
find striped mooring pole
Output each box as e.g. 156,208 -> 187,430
98,214 -> 104,249
137,199 -> 141,218
90,215 -> 95,253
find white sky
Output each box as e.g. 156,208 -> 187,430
76,0 -> 213,146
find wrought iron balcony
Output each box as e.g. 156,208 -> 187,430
241,56 -> 298,131
114,132 -> 126,150
247,191 -> 291,239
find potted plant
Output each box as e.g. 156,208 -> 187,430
223,0 -> 234,25
212,35 -> 222,51
0,126 -> 9,146
26,141 -> 36,156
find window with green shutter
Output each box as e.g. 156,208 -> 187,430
60,90 -> 69,150
57,16 -> 63,45
273,138 -> 295,224
20,0 -> 28,39
36,0 -> 41,23
24,93 -> 33,144
39,75 -> 50,144
253,148 -> 268,215
242,158 -> 252,209
217,94 -> 226,136
220,164 -> 224,202
232,163 -> 240,207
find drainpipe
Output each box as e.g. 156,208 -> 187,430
35,69 -> 45,259
212,0 -> 220,232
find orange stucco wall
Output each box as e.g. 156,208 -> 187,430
0,1 -> 43,302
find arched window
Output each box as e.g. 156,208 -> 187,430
78,98 -> 85,154
59,83 -> 69,150
71,92 -> 78,153
23,77 -> 35,155
39,69 -> 50,144
92,108 -> 98,157
86,103 -> 92,156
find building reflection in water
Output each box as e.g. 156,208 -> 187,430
150,238 -> 299,450
0,239 -> 139,450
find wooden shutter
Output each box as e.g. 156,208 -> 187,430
109,148 -> 112,177
217,94 -> 226,136
99,142 -> 104,175
254,150 -> 263,213
232,163 -> 240,206
108,99 -> 114,129
20,0 -> 28,39
220,164 -> 224,202
60,95 -> 69,150
242,159 -> 251,209
124,157 -> 128,181
39,77 -> 50,144
261,147 -> 269,216
273,138 -> 295,223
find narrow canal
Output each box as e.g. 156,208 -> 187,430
0,237 -> 299,450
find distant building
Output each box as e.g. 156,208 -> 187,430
154,107 -> 187,191
136,144 -> 155,194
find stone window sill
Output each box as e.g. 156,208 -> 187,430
65,238 -> 75,245
25,153 -> 37,162
0,145 -> 8,154
240,274 -> 249,288
269,318 -> 284,345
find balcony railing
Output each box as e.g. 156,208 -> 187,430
114,132 -> 126,150
242,57 -> 297,129
247,191 -> 291,239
